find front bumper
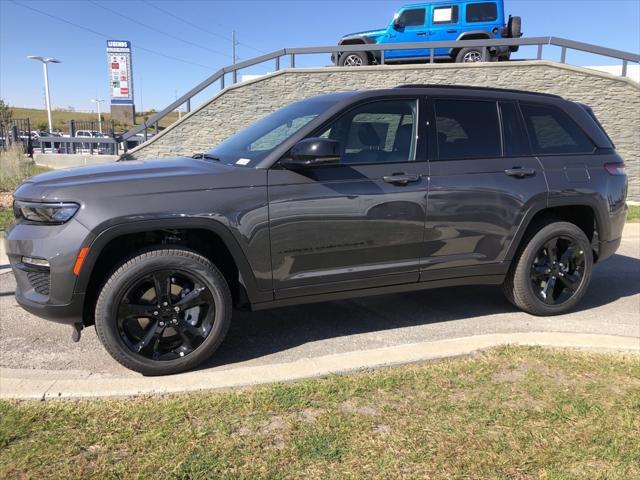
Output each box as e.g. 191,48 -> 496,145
4,218 -> 92,324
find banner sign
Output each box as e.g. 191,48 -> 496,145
106,40 -> 134,105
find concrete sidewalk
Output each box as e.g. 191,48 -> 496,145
1,332 -> 638,401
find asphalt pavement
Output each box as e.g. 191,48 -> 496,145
1,225 -> 638,380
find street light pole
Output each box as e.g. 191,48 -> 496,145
27,56 -> 61,133
91,99 -> 105,133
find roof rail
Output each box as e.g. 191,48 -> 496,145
394,84 -> 563,98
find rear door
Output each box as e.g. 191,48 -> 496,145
427,3 -> 461,56
423,97 -> 547,280
384,7 -> 429,59
268,97 -> 429,298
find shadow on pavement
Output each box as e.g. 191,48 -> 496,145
199,253 -> 640,370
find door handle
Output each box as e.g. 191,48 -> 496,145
383,173 -> 420,185
416,31 -> 427,36
447,29 -> 457,33
504,167 -> 536,178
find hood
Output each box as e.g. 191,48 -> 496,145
13,156 -> 263,203
341,28 -> 387,42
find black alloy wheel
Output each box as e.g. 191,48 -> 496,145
116,269 -> 215,361
529,236 -> 586,305
95,249 -> 232,375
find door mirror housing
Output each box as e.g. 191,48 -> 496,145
393,14 -> 404,30
281,138 -> 341,169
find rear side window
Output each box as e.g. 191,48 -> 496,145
434,99 -> 501,160
398,8 -> 426,27
520,103 -> 595,155
500,102 -> 530,157
466,2 -> 498,22
433,5 -> 459,24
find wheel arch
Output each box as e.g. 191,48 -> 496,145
76,218 -> 267,325
451,31 -> 492,58
337,36 -> 378,63
505,201 -> 606,265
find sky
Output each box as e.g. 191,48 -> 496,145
1,0 -> 639,113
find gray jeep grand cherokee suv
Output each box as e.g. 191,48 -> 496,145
6,85 -> 627,375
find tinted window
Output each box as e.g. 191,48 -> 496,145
434,99 -> 501,160
500,102 -> 529,156
433,5 -> 459,24
466,2 -> 498,22
321,100 -> 417,164
207,97 -> 341,166
520,103 -> 595,155
398,8 -> 426,27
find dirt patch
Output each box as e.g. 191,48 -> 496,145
0,192 -> 12,209
340,400 -> 378,416
493,360 -> 570,385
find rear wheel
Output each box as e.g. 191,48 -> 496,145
95,248 -> 232,375
502,221 -> 593,316
338,52 -> 369,67
455,47 -> 487,63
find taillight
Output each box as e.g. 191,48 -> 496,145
604,162 -> 626,176
501,25 -> 509,37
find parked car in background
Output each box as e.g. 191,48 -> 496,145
5,85 -> 626,375
334,0 -> 522,66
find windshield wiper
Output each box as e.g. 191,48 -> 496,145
192,153 -> 220,161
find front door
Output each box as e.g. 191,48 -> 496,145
268,98 -> 429,298
384,7 -> 429,59
423,98 -> 548,280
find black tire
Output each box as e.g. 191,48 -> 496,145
455,47 -> 487,63
338,51 -> 370,67
502,221 -> 593,316
95,248 -> 232,375
508,16 -> 522,38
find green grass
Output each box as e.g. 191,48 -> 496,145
627,204 -> 640,223
1,346 -> 639,479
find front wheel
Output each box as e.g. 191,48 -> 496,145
338,52 -> 370,67
502,221 -> 593,316
95,248 -> 232,375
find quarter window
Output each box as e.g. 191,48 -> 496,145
434,99 -> 501,160
466,2 -> 498,22
520,103 -> 595,155
320,100 -> 417,164
433,5 -> 459,24
397,8 -> 426,27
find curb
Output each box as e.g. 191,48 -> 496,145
1,332 -> 638,401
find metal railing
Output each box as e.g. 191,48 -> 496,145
120,36 -> 640,147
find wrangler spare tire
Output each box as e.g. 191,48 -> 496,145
508,16 -> 522,38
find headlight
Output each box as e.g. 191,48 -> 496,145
13,201 -> 80,224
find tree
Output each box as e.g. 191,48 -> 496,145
0,99 -> 13,123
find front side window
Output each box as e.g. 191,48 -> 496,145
466,2 -> 498,22
434,99 -> 501,160
520,103 -> 595,155
397,8 -> 426,27
207,97 -> 341,166
433,5 -> 459,24
320,99 -> 417,164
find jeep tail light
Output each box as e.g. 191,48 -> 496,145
501,25 -> 509,37
604,162 -> 626,176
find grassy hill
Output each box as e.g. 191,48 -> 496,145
9,107 -> 181,134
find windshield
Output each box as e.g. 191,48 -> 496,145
206,97 -> 341,167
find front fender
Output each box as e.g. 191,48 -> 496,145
74,217 -> 272,305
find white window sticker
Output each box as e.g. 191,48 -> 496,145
236,158 -> 251,165
433,7 -> 453,23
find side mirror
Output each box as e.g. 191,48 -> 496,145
281,138 -> 341,169
393,15 -> 404,30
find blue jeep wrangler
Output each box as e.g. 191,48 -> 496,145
334,0 -> 521,66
